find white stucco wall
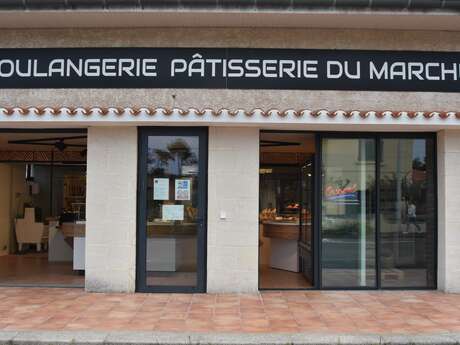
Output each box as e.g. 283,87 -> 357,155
207,127 -> 260,293
437,130 -> 460,292
85,127 -> 137,292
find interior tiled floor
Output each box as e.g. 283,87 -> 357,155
259,265 -> 312,289
0,288 -> 459,333
0,254 -> 84,287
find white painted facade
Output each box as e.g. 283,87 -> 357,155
207,127 -> 260,293
85,127 -> 137,292
437,130 -> 460,293
0,26 -> 459,293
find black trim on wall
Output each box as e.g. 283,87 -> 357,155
0,129 -> 87,133
375,137 -> 382,289
1,0 -> 456,11
314,133 -> 321,290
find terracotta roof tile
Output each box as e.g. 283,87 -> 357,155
0,106 -> 457,120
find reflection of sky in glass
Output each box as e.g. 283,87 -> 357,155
412,139 -> 426,164
148,136 -> 199,152
147,136 -> 199,175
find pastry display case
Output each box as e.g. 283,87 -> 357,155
259,163 -> 313,274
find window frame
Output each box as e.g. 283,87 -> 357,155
317,131 -> 437,290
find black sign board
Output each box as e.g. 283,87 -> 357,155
0,48 -> 459,91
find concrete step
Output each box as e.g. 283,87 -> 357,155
1,331 -> 460,345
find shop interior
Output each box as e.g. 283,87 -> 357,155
259,131 -> 436,290
259,132 -> 315,289
0,131 -> 87,287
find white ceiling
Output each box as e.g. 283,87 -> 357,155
0,132 -> 87,151
260,132 -> 315,154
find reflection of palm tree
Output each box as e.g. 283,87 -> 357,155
155,149 -> 172,166
168,140 -> 192,161
150,139 -> 197,175
412,157 -> 426,170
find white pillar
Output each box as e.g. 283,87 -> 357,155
438,130 -> 460,292
85,127 -> 137,292
207,127 -> 260,293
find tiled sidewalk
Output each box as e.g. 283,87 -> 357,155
0,288 -> 460,334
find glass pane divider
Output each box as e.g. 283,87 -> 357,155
375,137 -> 381,289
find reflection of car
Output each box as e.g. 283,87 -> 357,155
321,235 -> 427,269
322,238 -> 376,268
322,215 -> 374,236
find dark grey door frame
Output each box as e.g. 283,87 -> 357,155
136,126 -> 208,293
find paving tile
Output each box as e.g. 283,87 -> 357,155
1,287 -> 460,335
155,319 -> 187,331
213,307 -> 240,315
185,319 -> 214,332
212,316 -> 241,326
241,312 -> 267,319
242,318 -> 270,328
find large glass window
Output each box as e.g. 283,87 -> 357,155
379,138 -> 436,288
320,134 -> 436,289
321,138 -> 376,288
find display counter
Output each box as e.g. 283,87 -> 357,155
61,222 -> 86,238
261,220 -> 311,273
262,221 -> 300,240
146,222 -> 197,271
48,221 -> 85,271
146,222 -> 196,237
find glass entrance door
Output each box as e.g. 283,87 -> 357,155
137,127 -> 207,293
320,138 -> 377,288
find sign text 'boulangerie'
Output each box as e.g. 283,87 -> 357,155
1,48 -> 460,91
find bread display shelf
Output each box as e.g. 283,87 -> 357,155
60,223 -> 86,237
262,221 -> 300,240
147,223 -> 196,238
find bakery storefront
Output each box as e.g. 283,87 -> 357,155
259,131 -> 436,290
0,41 -> 459,293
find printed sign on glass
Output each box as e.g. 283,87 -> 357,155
153,178 -> 169,200
175,179 -> 191,201
162,204 -> 184,221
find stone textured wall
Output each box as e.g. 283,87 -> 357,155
85,127 -> 137,292
438,130 -> 460,293
207,127 -> 260,292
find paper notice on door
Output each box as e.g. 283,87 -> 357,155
153,178 -> 169,200
175,179 -> 191,201
162,205 -> 184,221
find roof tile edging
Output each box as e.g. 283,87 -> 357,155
0,106 -> 458,120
